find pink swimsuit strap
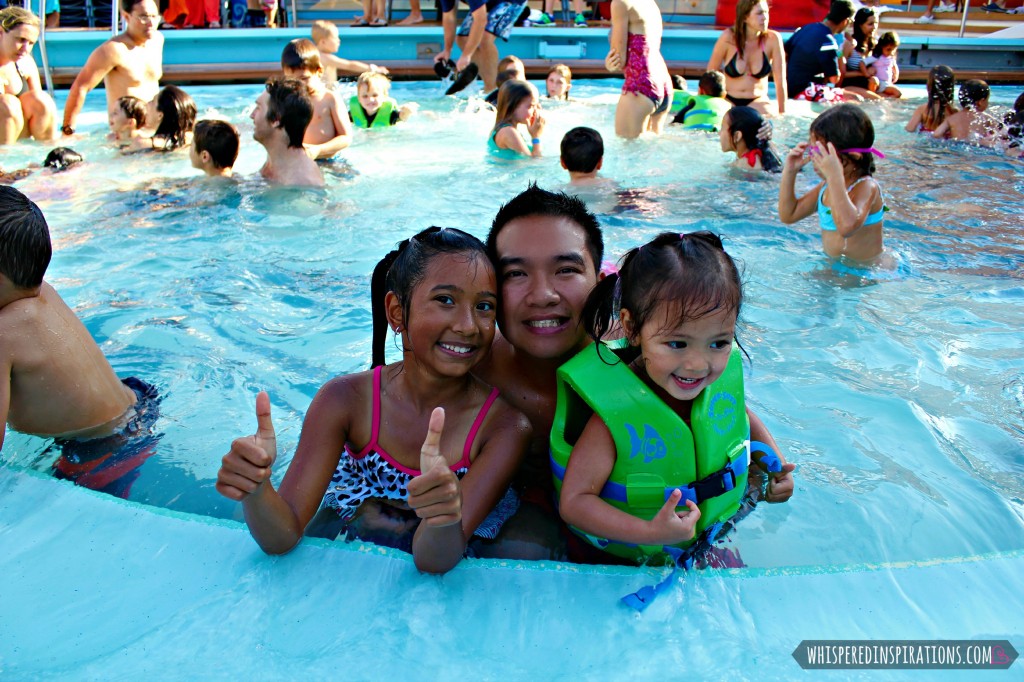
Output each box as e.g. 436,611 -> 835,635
347,366 -> 499,473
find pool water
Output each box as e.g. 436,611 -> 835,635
2,80 -> 1023,626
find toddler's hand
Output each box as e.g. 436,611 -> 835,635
399,102 -> 419,121
407,407 -> 462,528
216,391 -> 278,501
646,490 -> 701,545
765,462 -> 797,503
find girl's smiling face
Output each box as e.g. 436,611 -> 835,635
625,301 -> 736,405
397,253 -> 498,377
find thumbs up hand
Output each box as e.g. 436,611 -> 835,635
406,407 -> 462,528
216,391 -> 279,501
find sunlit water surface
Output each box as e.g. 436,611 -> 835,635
2,81 -> 1022,578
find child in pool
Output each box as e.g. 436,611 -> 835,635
190,119 -> 239,178
489,80 -> 545,158
671,70 -> 730,132
0,186 -> 161,496
905,65 -> 956,134
779,104 -> 886,263
868,31 -> 901,98
310,20 -> 387,85
560,126 -> 611,186
484,56 -> 526,106
217,227 -> 531,575
932,79 -> 997,143
546,64 -> 572,100
557,232 -> 794,563
108,95 -> 146,148
129,85 -> 196,152
719,105 -> 782,172
281,39 -> 353,160
349,72 -> 417,129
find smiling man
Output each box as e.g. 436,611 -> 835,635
61,0 -> 163,136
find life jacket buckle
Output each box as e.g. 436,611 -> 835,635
689,466 -> 736,503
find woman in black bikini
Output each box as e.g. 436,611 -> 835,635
707,0 -> 787,116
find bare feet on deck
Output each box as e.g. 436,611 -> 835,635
397,13 -> 424,25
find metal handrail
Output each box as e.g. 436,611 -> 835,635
27,0 -> 55,97
113,0 -> 119,36
958,1 -> 969,37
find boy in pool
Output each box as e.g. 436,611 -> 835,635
281,39 -> 353,160
190,119 -> 239,178
0,185 -> 160,495
671,70 -> 731,132
310,20 -> 388,84
348,72 -> 417,129
251,77 -> 324,188
560,126 -> 611,187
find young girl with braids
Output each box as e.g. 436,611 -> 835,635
555,232 -> 794,565
217,227 -> 530,574
905,65 -> 957,134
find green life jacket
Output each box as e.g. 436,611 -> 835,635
674,93 -> 732,132
349,97 -> 397,129
550,341 -> 750,564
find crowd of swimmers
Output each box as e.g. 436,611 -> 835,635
1,0 -> 1022,574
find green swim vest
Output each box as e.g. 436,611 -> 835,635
673,93 -> 731,132
349,97 -> 397,129
550,341 -> 750,564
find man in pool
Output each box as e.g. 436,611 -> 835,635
0,186 -> 160,496
472,185 -> 794,559
251,77 -> 324,188
60,0 -> 163,136
435,0 -> 530,92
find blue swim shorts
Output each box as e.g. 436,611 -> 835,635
51,377 -> 162,498
457,1 -> 528,42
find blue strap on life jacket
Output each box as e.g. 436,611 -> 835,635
595,453 -> 747,508
750,441 -> 782,473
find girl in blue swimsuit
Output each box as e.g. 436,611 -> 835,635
778,104 -> 887,263
217,227 -> 531,574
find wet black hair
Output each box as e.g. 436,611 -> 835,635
487,183 -> 603,275
698,70 -> 725,98
264,77 -> 314,149
924,65 -> 957,131
724,106 -> 782,172
193,119 -> 240,169
152,85 -> 197,151
43,147 -> 83,171
851,7 -> 876,55
560,126 -> 603,174
958,79 -> 990,109
117,95 -> 147,128
826,0 -> 855,24
809,103 -> 876,177
370,226 -> 492,368
0,185 -> 52,289
582,231 -> 742,349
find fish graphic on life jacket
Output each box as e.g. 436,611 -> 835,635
625,423 -> 667,463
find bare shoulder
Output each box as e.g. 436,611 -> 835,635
315,370 -> 372,412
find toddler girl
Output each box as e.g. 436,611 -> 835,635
555,232 -> 793,565
779,104 -> 886,263
869,31 -> 901,98
217,227 -> 530,574
108,95 -> 147,147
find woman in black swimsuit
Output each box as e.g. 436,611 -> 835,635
0,6 -> 57,144
707,0 -> 787,116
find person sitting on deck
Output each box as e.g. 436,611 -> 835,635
311,20 -> 388,84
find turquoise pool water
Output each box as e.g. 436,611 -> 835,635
1,80 -> 1022,676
